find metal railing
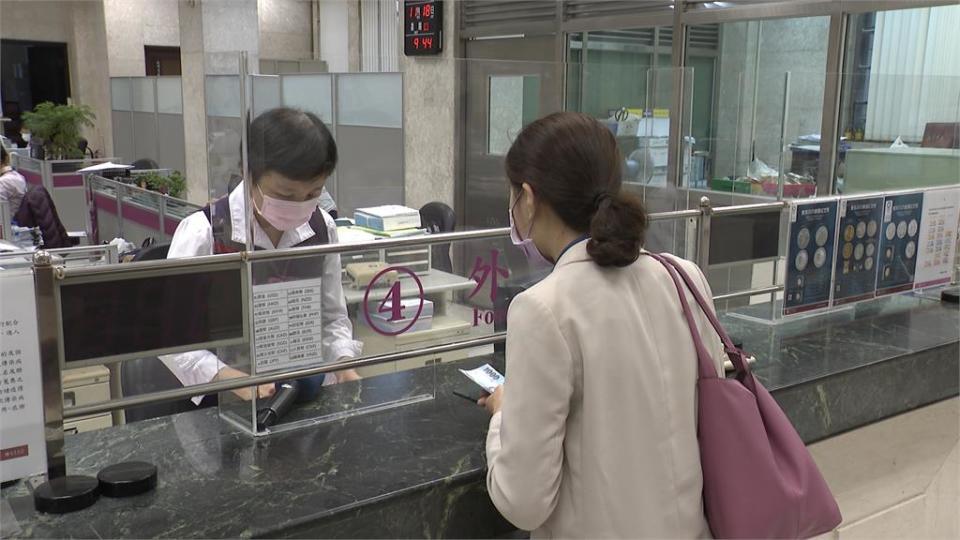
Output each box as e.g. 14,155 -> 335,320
0,200 -> 11,241
87,173 -> 202,244
38,195 -> 790,416
0,244 -> 118,270
40,188 -> 956,478
66,333 -> 506,419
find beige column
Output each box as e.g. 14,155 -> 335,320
400,0 -> 457,209
178,0 -> 260,203
71,0 -> 114,159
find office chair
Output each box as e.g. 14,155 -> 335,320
130,158 -> 160,170
14,185 -> 78,248
132,242 -> 170,261
419,202 -> 456,273
120,358 -> 215,423
121,242 -> 216,422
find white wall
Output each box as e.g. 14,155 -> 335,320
0,0 -> 112,156
318,0 -> 349,72
104,0 -> 181,77
400,0 -> 456,209
258,0 -> 313,61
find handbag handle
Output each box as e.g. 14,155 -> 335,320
642,253 -> 720,380
654,254 -> 751,375
644,253 -> 751,377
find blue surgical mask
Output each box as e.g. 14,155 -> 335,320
510,193 -> 553,269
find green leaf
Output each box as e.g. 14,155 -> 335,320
21,102 -> 95,160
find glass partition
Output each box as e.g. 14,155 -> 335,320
212,230 -> 536,435
834,5 -> 960,195
488,75 -> 541,156
693,16 -> 829,199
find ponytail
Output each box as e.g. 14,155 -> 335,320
587,190 -> 647,267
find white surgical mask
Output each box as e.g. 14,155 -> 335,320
253,184 -> 319,231
509,192 -> 553,269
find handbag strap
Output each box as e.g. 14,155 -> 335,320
644,253 -> 750,377
642,253 -> 720,380
656,254 -> 750,374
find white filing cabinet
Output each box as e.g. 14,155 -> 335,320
355,316 -> 473,377
62,365 -> 113,434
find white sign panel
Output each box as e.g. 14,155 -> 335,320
252,277 -> 325,373
914,188 -> 960,289
0,272 -> 47,482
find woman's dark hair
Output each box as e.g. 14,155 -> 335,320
505,111 -> 648,267
248,107 -> 337,183
0,145 -> 8,165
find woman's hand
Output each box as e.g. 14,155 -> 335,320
334,369 -> 361,382
214,366 -> 275,401
478,385 -> 504,415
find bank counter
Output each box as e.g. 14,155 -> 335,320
1,196 -> 958,539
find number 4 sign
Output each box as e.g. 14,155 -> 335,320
362,266 -> 425,336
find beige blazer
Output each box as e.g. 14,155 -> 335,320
486,242 -> 725,538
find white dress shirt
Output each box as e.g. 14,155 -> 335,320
159,182 -> 362,403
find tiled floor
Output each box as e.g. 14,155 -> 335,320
808,398 -> 959,539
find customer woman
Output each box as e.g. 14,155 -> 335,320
162,107 -> 360,405
0,145 -> 27,215
481,112 -> 725,538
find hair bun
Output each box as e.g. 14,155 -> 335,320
587,190 -> 647,267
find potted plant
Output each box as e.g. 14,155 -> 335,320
136,170 -> 187,199
21,102 -> 96,160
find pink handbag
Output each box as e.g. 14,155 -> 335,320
648,253 -> 842,539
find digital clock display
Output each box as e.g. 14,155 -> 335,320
404,0 -> 443,56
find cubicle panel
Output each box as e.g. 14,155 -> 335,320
95,209 -> 120,243
252,75 -> 281,117
206,74 -> 243,199
132,113 -> 159,164
279,73 -> 337,199
111,78 -> 132,110
333,126 -> 404,216
206,116 -> 243,198
157,114 -> 186,174
131,78 -> 156,114
49,186 -> 87,233
112,112 -> 134,165
281,74 -> 334,124
156,77 -> 183,115
336,73 -> 403,128
205,75 -> 242,118
20,168 -> 42,187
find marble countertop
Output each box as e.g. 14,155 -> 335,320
722,294 -> 959,441
2,294 -> 957,538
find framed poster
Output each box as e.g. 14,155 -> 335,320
914,188 -> 960,289
784,199 -> 839,316
832,196 -> 884,306
876,192 -> 924,296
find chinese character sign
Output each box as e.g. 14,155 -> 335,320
0,272 -> 46,482
468,250 -> 511,327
